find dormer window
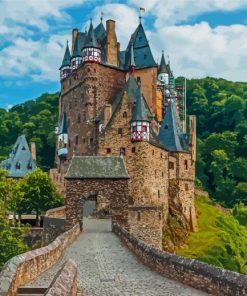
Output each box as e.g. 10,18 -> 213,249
144,54 -> 147,59
16,162 -> 21,170
27,163 -> 32,170
165,124 -> 169,129
22,146 -> 26,151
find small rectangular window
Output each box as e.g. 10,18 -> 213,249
75,136 -> 79,145
169,162 -> 174,170
120,147 -> 125,156
137,212 -> 141,221
90,138 -> 93,144
185,183 -> 189,191
82,138 -> 86,144
106,148 -> 111,154
132,147 -> 136,153
118,128 -> 123,136
184,160 -> 188,170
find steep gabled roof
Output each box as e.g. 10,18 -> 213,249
59,112 -> 68,134
65,156 -> 129,179
83,21 -> 98,48
158,101 -> 188,152
158,51 -> 168,74
124,23 -> 156,69
94,22 -> 106,45
0,135 -> 36,178
60,42 -> 71,69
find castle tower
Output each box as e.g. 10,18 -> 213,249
131,92 -> 150,142
57,112 -> 68,159
59,41 -> 71,80
71,35 -> 82,70
82,20 -> 101,64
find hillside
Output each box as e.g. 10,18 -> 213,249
176,193 -> 247,275
0,92 -> 60,170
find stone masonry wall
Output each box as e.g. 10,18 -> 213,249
128,205 -> 163,250
0,224 -> 80,296
57,63 -> 126,174
113,223 -> 247,296
65,178 -> 129,229
45,259 -> 77,296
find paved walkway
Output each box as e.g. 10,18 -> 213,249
26,219 -> 209,296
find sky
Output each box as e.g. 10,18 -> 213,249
0,0 -> 247,109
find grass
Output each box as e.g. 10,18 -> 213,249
176,195 -> 247,274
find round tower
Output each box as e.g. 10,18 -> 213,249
59,41 -> 71,80
82,20 -> 101,64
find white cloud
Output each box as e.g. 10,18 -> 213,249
128,0 -> 247,26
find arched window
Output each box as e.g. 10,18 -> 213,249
184,160 -> 188,170
123,112 -> 127,118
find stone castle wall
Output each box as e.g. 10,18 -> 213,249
0,224 -> 80,296
113,223 -> 247,296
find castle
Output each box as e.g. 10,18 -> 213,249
50,16 -> 198,244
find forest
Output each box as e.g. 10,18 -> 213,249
0,77 -> 246,208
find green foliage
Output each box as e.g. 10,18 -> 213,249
187,77 -> 247,207
0,202 -> 29,270
233,202 -> 247,226
177,195 -> 247,274
19,168 -> 63,223
0,92 -> 59,170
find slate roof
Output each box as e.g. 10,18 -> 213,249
59,112 -> 68,134
94,22 -> 106,44
158,101 -> 188,152
60,41 -> 71,69
83,21 -> 98,49
65,156 -> 129,179
158,51 -> 168,74
124,23 -> 156,69
1,135 -> 36,178
72,34 -> 82,58
131,93 -> 150,122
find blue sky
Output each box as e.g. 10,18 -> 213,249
0,0 -> 246,108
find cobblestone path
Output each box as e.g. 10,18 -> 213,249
26,219 -> 209,296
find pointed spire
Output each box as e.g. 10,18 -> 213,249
132,92 -> 150,122
84,19 -> 98,48
60,41 -> 71,69
158,50 -> 168,74
158,101 -> 185,152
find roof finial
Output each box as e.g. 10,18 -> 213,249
162,49 -> 164,55
90,17 -> 92,24
100,11 -> 104,23
85,26 -> 87,33
139,7 -> 145,23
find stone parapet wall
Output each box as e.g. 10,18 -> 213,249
0,224 -> 80,296
45,259 -> 78,296
113,223 -> 247,296
128,205 -> 163,250
46,206 -> 66,218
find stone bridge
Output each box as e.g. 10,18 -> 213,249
22,218 -> 207,296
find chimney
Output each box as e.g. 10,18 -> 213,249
104,104 -> 112,127
189,115 -> 196,163
106,20 -> 118,66
71,28 -> 78,54
30,142 -> 36,162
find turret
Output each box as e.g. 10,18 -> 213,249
158,51 -> 169,85
59,41 -> 71,80
71,35 -> 82,70
82,20 -> 101,64
58,112 -> 68,159
131,92 -> 150,142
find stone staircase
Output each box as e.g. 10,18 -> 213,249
16,287 -> 47,296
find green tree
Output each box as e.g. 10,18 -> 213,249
20,168 -> 63,226
233,202 -> 247,227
